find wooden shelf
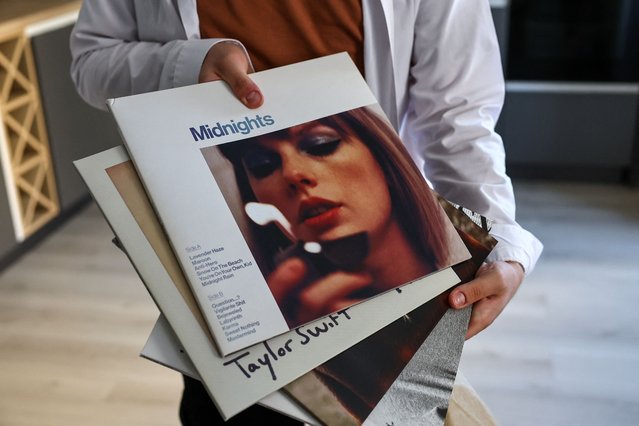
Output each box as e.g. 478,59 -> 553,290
0,1 -> 79,241
0,1 -> 81,34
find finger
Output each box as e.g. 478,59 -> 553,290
465,295 -> 506,339
330,298 -> 364,313
267,257 -> 307,304
297,271 -> 372,321
462,262 -> 526,339
449,263 -> 503,309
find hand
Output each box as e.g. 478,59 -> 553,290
448,261 -> 525,339
198,41 -> 263,108
268,257 -> 373,325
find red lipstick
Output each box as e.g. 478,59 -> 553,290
298,197 -> 341,229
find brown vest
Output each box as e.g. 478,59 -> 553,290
197,0 -> 365,75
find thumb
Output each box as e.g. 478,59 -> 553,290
220,68 -> 263,109
214,53 -> 263,109
449,268 -> 496,309
199,42 -> 264,108
268,258 -> 306,303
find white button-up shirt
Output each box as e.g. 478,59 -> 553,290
70,0 -> 542,272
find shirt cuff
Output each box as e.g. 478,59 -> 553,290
486,223 -> 544,275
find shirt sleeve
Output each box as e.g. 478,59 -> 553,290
69,0 -> 224,109
402,0 -> 543,273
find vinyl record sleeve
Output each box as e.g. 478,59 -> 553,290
74,146 -> 462,419
107,53 -> 470,355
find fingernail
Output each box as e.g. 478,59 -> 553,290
244,90 -> 261,106
287,258 -> 305,273
453,292 -> 466,307
290,260 -> 302,272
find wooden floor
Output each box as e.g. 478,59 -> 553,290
461,182 -> 639,426
0,181 -> 638,425
0,204 -> 182,425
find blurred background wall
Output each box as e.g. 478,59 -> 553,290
492,0 -> 639,183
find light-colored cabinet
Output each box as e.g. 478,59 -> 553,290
0,1 -> 119,267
